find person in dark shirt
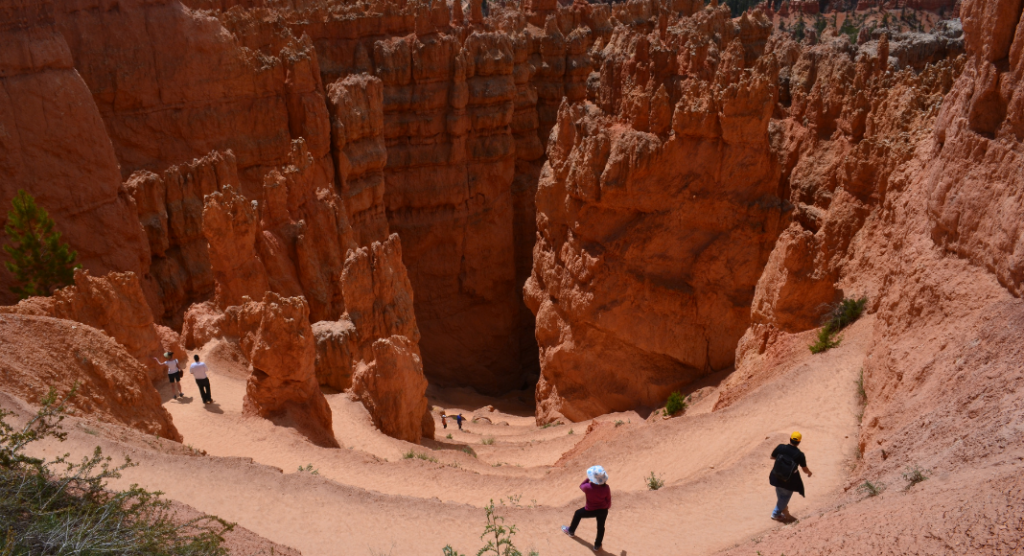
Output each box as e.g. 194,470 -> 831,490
562,465 -> 611,551
769,431 -> 813,523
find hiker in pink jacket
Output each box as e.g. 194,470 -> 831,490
562,465 -> 611,551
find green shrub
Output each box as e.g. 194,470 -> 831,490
810,296 -> 868,354
902,466 -> 929,489
443,498 -> 530,556
793,17 -> 807,42
856,369 -> 867,405
481,437 -> 495,445
614,420 -> 625,427
446,433 -> 453,439
646,472 -> 665,491
840,20 -> 860,44
809,326 -> 842,354
297,463 -> 319,475
403,451 -> 438,463
858,480 -> 885,497
477,500 -> 523,556
539,421 -> 563,429
462,446 -> 477,458
3,190 -> 80,299
665,391 -> 687,416
814,16 -> 827,37
0,387 -> 232,555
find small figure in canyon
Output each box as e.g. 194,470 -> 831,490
454,413 -> 464,431
769,431 -> 813,523
562,465 -> 611,552
441,411 -> 448,429
154,352 -> 184,399
190,354 -> 213,404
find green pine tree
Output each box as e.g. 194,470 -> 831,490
3,190 -> 80,299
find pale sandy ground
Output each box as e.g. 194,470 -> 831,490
11,319 -> 873,556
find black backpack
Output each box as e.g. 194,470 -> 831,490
771,452 -> 799,482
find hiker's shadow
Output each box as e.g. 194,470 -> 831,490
203,402 -> 224,414
570,537 -> 621,555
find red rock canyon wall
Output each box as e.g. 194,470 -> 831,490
525,5 -> 784,422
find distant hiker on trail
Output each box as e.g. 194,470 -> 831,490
769,431 -> 813,523
562,465 -> 611,552
154,352 -> 184,399
454,413 -> 464,431
441,411 -> 448,429
190,354 -> 213,404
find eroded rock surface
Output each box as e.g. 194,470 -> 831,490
0,313 -> 180,441
723,0 -> 1024,552
351,335 -> 432,444
526,6 -> 785,422
0,0 -> 149,306
1,270 -> 167,381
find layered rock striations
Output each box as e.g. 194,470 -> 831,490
926,0 -> 1024,296
526,6 -> 785,422
52,0 -> 334,193
313,234 -> 419,392
0,0 -> 150,306
736,30 -> 962,368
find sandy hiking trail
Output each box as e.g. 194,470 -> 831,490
10,318 -> 872,556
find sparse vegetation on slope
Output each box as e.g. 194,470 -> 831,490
810,297 -> 868,354
646,472 -> 665,491
0,388 -> 232,555
858,480 -> 886,497
443,498 -> 532,556
903,466 -> 929,489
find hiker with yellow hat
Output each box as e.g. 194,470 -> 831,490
769,431 -> 813,523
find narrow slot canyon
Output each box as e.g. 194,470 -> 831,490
2,0 -> 1023,554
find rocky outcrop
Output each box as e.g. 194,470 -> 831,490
340,234 -> 420,364
736,31 -> 962,366
0,313 -> 180,441
239,293 -> 337,448
129,139 -> 359,326
313,234 -> 419,392
203,186 -> 271,308
1,270 -> 167,381
184,292 -> 338,447
350,335 -> 432,444
0,0 -> 150,306
124,150 -> 239,325
526,6 -> 783,422
926,0 -> 1024,295
52,0 -> 333,192
327,74 -> 390,247
723,2 -> 1024,552
188,0 -> 544,393
375,31 -> 522,394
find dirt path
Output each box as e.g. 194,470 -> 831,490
13,319 -> 872,556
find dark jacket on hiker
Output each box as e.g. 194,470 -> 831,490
580,480 -> 611,510
769,444 -> 807,496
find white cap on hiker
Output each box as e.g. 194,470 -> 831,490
587,465 -> 607,485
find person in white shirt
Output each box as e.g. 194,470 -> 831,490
153,352 -> 184,399
190,354 -> 213,404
